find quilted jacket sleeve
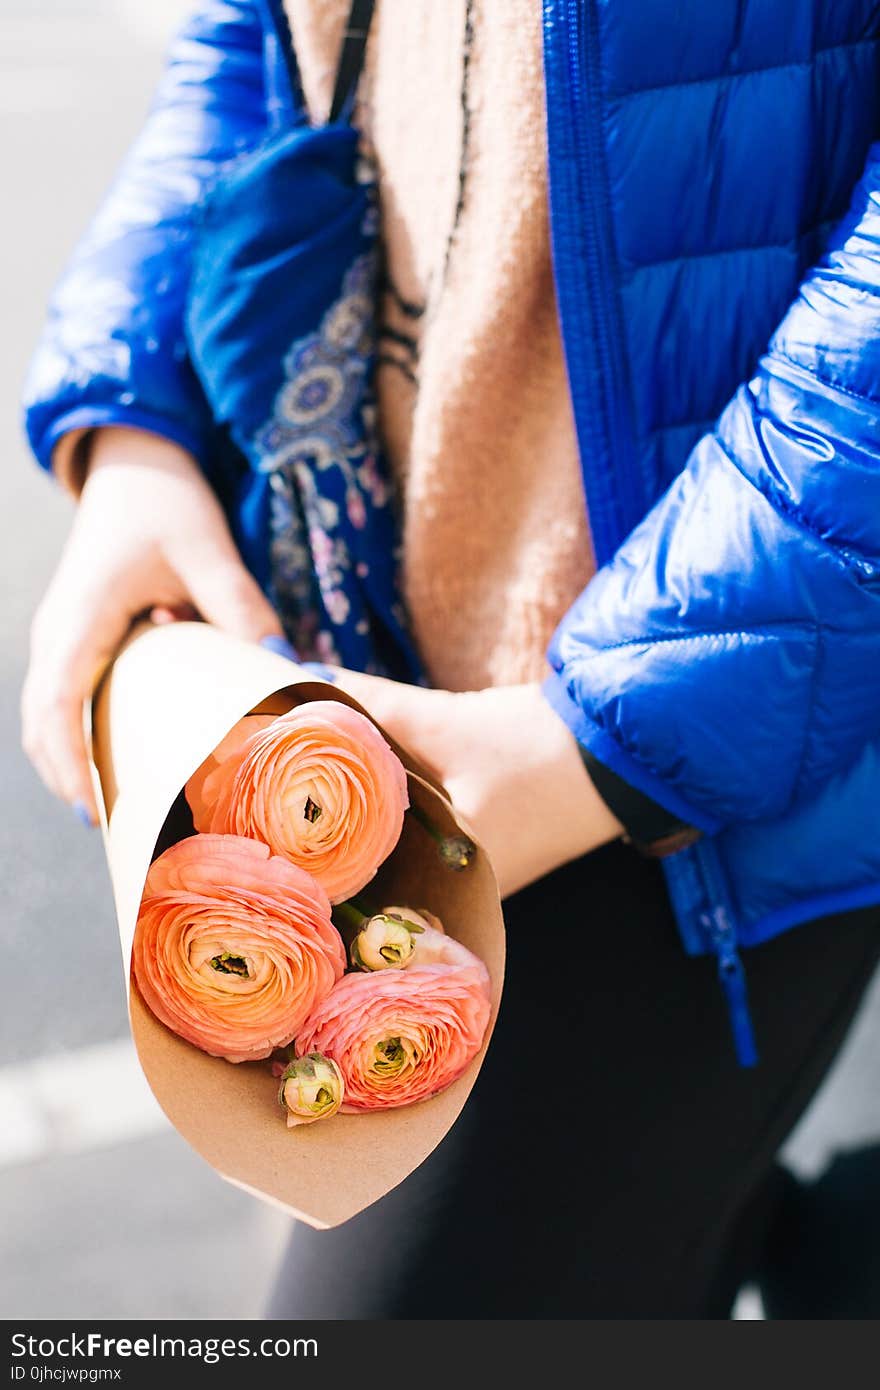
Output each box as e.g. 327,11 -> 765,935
22,1 -> 270,473
545,142 -> 880,834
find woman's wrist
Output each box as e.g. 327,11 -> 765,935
54,424 -> 200,498
534,687 -> 624,858
577,746 -> 701,857
454,683 -> 624,894
51,428 -> 96,498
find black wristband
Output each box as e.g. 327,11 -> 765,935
578,746 -> 701,857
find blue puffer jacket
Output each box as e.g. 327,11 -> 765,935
23,1 -> 880,1060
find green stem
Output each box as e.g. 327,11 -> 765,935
407,804 -> 476,871
348,894 -> 374,917
408,802 -> 445,845
333,901 -> 368,934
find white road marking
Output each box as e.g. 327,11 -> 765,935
0,1037 -> 168,1169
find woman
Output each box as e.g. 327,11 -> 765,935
21,0 -> 880,1316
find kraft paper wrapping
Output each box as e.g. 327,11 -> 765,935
89,622 -> 505,1229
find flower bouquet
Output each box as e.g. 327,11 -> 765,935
89,621 -> 504,1227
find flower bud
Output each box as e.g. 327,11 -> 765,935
407,805 -> 476,871
438,835 -> 477,871
349,909 -> 429,971
378,905 -> 444,934
278,1052 -> 343,1127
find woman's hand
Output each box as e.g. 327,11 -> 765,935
22,427 -> 284,824
323,671 -> 623,898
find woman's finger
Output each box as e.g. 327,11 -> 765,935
168,525 -> 284,645
22,592 -> 130,821
149,602 -> 200,625
21,670 -> 98,821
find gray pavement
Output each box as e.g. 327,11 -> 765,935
1,0 -> 292,1322
0,1132 -> 288,1321
1,0 -> 879,1323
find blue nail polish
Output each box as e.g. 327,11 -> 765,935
73,799 -> 94,828
260,634 -> 298,661
300,662 -> 337,683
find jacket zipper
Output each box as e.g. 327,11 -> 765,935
700,907 -> 759,1067
547,0 -> 758,1063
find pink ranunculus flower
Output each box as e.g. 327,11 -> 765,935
296,927 -> 491,1111
185,702 -> 409,903
132,834 -> 345,1063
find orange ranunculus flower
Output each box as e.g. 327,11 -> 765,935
183,713 -> 277,824
133,834 -> 345,1063
185,702 -> 408,903
296,928 -> 491,1111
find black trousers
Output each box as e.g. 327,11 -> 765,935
267,842 -> 880,1318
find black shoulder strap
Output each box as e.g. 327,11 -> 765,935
329,0 -> 376,124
